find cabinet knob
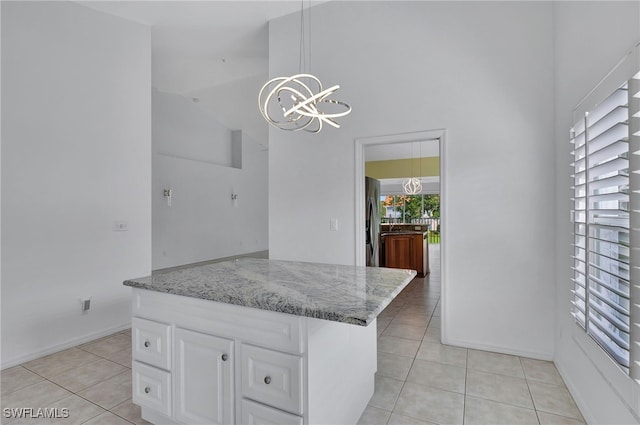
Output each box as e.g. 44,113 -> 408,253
264,376 -> 271,385
144,387 -> 151,394
144,340 -> 150,348
221,354 -> 228,361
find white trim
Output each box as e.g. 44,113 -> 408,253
354,129 -> 446,342
443,337 -> 553,362
1,322 -> 131,370
438,132 -> 448,344
573,40 -> 640,121
354,129 -> 444,267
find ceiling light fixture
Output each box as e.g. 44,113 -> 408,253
258,1 -> 351,133
403,142 -> 423,195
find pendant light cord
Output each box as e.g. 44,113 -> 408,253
298,0 -> 305,74
298,0 -> 312,75
308,1 -> 311,75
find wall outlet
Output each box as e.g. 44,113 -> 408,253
330,218 -> 339,231
81,298 -> 91,312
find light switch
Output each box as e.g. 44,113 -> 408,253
330,218 -> 339,231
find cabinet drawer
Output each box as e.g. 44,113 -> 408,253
241,399 -> 303,425
241,344 -> 303,415
132,317 -> 171,370
132,361 -> 171,417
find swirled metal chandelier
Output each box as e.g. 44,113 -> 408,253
258,0 -> 351,133
258,74 -> 351,133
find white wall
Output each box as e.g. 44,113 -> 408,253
153,89 -> 233,167
1,1 -> 151,367
553,2 -> 640,424
269,2 -> 556,358
152,89 -> 268,270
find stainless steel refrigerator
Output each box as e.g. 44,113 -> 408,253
365,177 -> 380,267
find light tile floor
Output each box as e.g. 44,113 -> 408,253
1,244 -> 584,425
1,328 -> 148,425
357,244 -> 585,425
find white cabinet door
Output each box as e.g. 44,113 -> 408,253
174,328 -> 234,425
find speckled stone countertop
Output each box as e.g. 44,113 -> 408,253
123,258 -> 416,326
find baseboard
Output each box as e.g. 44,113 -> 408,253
1,322 -> 131,370
441,335 -> 554,361
554,359 -> 597,425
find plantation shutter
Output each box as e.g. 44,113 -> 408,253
571,66 -> 640,373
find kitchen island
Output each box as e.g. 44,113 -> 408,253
381,231 -> 429,276
123,258 -> 415,425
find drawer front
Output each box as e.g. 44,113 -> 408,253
241,344 -> 303,415
133,289 -> 303,354
132,361 -> 171,417
133,317 -> 171,370
241,399 -> 303,425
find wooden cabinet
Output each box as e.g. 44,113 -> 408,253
383,233 -> 427,276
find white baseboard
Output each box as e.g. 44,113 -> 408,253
441,335 -> 554,361
1,322 -> 131,370
554,359 -> 596,425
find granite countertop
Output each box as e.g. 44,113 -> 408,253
123,258 -> 416,326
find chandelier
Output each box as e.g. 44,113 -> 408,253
403,142 -> 423,195
258,2 -> 351,133
403,178 -> 422,195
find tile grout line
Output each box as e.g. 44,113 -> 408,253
386,276 -> 445,425
4,346 -> 135,424
519,356 -> 542,425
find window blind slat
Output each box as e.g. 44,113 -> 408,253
588,286 -> 630,319
589,174 -> 628,192
588,156 -> 628,181
588,87 -> 628,124
588,312 -> 630,352
589,326 -> 629,369
588,139 -> 628,166
588,106 -> 628,140
588,269 -> 629,298
587,123 -> 628,153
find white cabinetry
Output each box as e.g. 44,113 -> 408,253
241,344 -> 303,415
241,399 -> 303,425
130,288 -> 376,425
174,328 -> 234,425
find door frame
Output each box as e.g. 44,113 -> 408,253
354,129 -> 446,266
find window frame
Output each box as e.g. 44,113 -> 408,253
570,43 -> 640,383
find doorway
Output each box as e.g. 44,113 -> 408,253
355,128 -> 447,343
354,129 -> 445,268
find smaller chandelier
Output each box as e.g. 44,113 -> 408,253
258,74 -> 351,134
403,177 -> 422,195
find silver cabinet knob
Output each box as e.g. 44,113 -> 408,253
144,340 -> 150,348
221,354 -> 228,361
144,387 -> 151,394
264,376 -> 271,385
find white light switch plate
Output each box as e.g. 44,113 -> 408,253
114,221 -> 128,231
